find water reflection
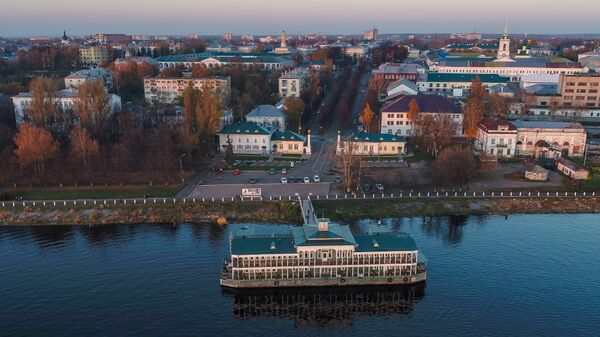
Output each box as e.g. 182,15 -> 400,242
355,215 -> 473,245
28,225 -> 75,250
223,284 -> 425,326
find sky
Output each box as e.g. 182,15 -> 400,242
1,0 -> 599,37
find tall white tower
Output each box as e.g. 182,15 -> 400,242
281,30 -> 287,48
497,23 -> 511,59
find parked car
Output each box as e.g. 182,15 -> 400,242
281,168 -> 287,174
296,177 -> 304,183
249,177 -> 257,184
303,177 -> 310,184
233,159 -> 242,166
288,176 -> 295,183
280,177 -> 288,184
233,169 -> 241,175
376,183 -> 384,192
362,183 -> 372,192
269,168 -> 276,175
313,175 -> 321,183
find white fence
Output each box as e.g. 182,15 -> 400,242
1,190 -> 598,208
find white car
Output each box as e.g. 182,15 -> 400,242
303,177 -> 310,184
281,177 -> 288,184
313,175 -> 321,183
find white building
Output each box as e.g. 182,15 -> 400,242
417,73 -> 509,97
474,118 -> 518,157
385,79 -> 418,101
429,25 -> 587,82
11,88 -> 121,125
344,46 -> 367,58
380,95 -> 463,136
245,105 -> 286,131
475,118 -> 587,158
218,122 -> 311,156
64,68 -> 113,89
143,77 -> 231,104
279,67 -> 309,98
219,122 -> 273,155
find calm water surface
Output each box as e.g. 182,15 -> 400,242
1,214 -> 600,337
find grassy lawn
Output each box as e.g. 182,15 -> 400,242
8,186 -> 182,200
236,155 -> 270,161
363,156 -> 400,162
406,148 -> 434,163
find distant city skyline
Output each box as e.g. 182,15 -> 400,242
1,0 -> 600,37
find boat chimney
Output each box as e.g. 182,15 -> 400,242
318,218 -> 329,232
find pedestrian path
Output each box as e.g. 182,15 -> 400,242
301,199 -> 318,226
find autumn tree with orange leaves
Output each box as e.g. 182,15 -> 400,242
14,123 -> 59,180
463,77 -> 486,140
359,103 -> 375,132
408,99 -> 420,121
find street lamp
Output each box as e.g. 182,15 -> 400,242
179,154 -> 187,183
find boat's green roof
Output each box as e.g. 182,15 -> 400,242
354,232 -> 418,252
230,225 -> 419,255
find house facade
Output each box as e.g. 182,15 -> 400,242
417,73 -> 509,97
143,77 -> 231,104
474,118 -> 518,157
79,46 -> 109,67
336,131 -> 406,156
475,119 -> 587,158
380,95 -> 463,136
218,122 -> 273,155
218,122 -> 311,156
278,67 -> 308,98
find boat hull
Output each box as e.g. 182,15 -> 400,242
220,272 -> 426,289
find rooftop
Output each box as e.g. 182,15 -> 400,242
381,94 -> 461,114
511,120 -> 584,130
479,118 -> 517,132
271,130 -> 305,142
219,121 -> 272,135
424,73 -> 509,83
230,223 -> 419,255
246,105 -> 285,119
373,62 -> 419,74
349,131 -> 406,143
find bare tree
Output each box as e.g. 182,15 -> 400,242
28,77 -> 57,129
338,139 -> 363,193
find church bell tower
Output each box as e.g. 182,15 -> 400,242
497,23 -> 511,59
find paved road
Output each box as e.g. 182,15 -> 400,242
188,182 -> 332,199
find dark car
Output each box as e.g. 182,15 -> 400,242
249,177 -> 257,184
362,183 -> 372,192
269,168 -> 276,175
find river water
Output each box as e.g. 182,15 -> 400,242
1,214 -> 600,337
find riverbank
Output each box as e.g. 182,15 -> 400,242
1,197 -> 599,226
0,201 -> 303,226
313,197 -> 600,221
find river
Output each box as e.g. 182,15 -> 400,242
1,214 -> 599,336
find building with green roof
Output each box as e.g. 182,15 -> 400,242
417,73 -> 510,97
221,217 -> 427,288
336,131 -> 406,156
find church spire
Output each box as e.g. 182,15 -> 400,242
281,30 -> 287,48
502,19 -> 509,39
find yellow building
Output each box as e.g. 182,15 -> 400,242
79,46 -> 109,67
336,131 -> 406,156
